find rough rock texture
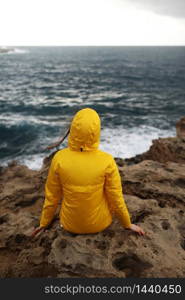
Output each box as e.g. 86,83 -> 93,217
0,195 -> 185,278
0,48 -> 13,54
121,160 -> 185,208
0,161 -> 45,212
0,125 -> 185,278
141,138 -> 185,164
124,137 -> 185,165
124,118 -> 185,165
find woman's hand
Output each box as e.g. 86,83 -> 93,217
127,223 -> 145,236
31,226 -> 45,238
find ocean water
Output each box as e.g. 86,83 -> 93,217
0,46 -> 185,170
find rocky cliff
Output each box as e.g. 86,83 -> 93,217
0,118 -> 185,278
0,47 -> 13,54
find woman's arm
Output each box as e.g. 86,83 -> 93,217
40,153 -> 63,228
104,156 -> 145,235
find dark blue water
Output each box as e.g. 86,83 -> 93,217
0,46 -> 185,169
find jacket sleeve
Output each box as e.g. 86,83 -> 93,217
40,153 -> 63,227
104,156 -> 131,228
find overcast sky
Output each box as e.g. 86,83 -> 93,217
0,0 -> 185,46
126,0 -> 185,19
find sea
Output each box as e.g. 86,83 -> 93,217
0,46 -> 185,170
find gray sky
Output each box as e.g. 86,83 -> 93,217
0,0 -> 185,46
127,0 -> 185,19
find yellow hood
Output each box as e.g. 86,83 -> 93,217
68,108 -> 101,151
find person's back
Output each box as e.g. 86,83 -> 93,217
39,108 -> 144,236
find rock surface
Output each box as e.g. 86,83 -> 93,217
0,120 -> 185,278
121,160 -> 185,208
0,47 -> 13,54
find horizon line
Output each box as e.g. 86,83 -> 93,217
1,44 -> 185,47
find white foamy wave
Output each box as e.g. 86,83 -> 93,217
20,154 -> 45,170
0,112 -> 70,127
0,154 -> 45,170
26,126 -> 175,169
0,126 -> 176,170
100,125 -> 175,159
9,48 -> 29,54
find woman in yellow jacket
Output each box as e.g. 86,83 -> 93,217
38,108 -> 144,235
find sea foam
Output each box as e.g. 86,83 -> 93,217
0,125 -> 175,170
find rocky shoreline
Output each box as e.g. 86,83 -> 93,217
0,47 -> 13,54
0,117 -> 185,278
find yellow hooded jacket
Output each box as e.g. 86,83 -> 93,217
40,108 -> 131,233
